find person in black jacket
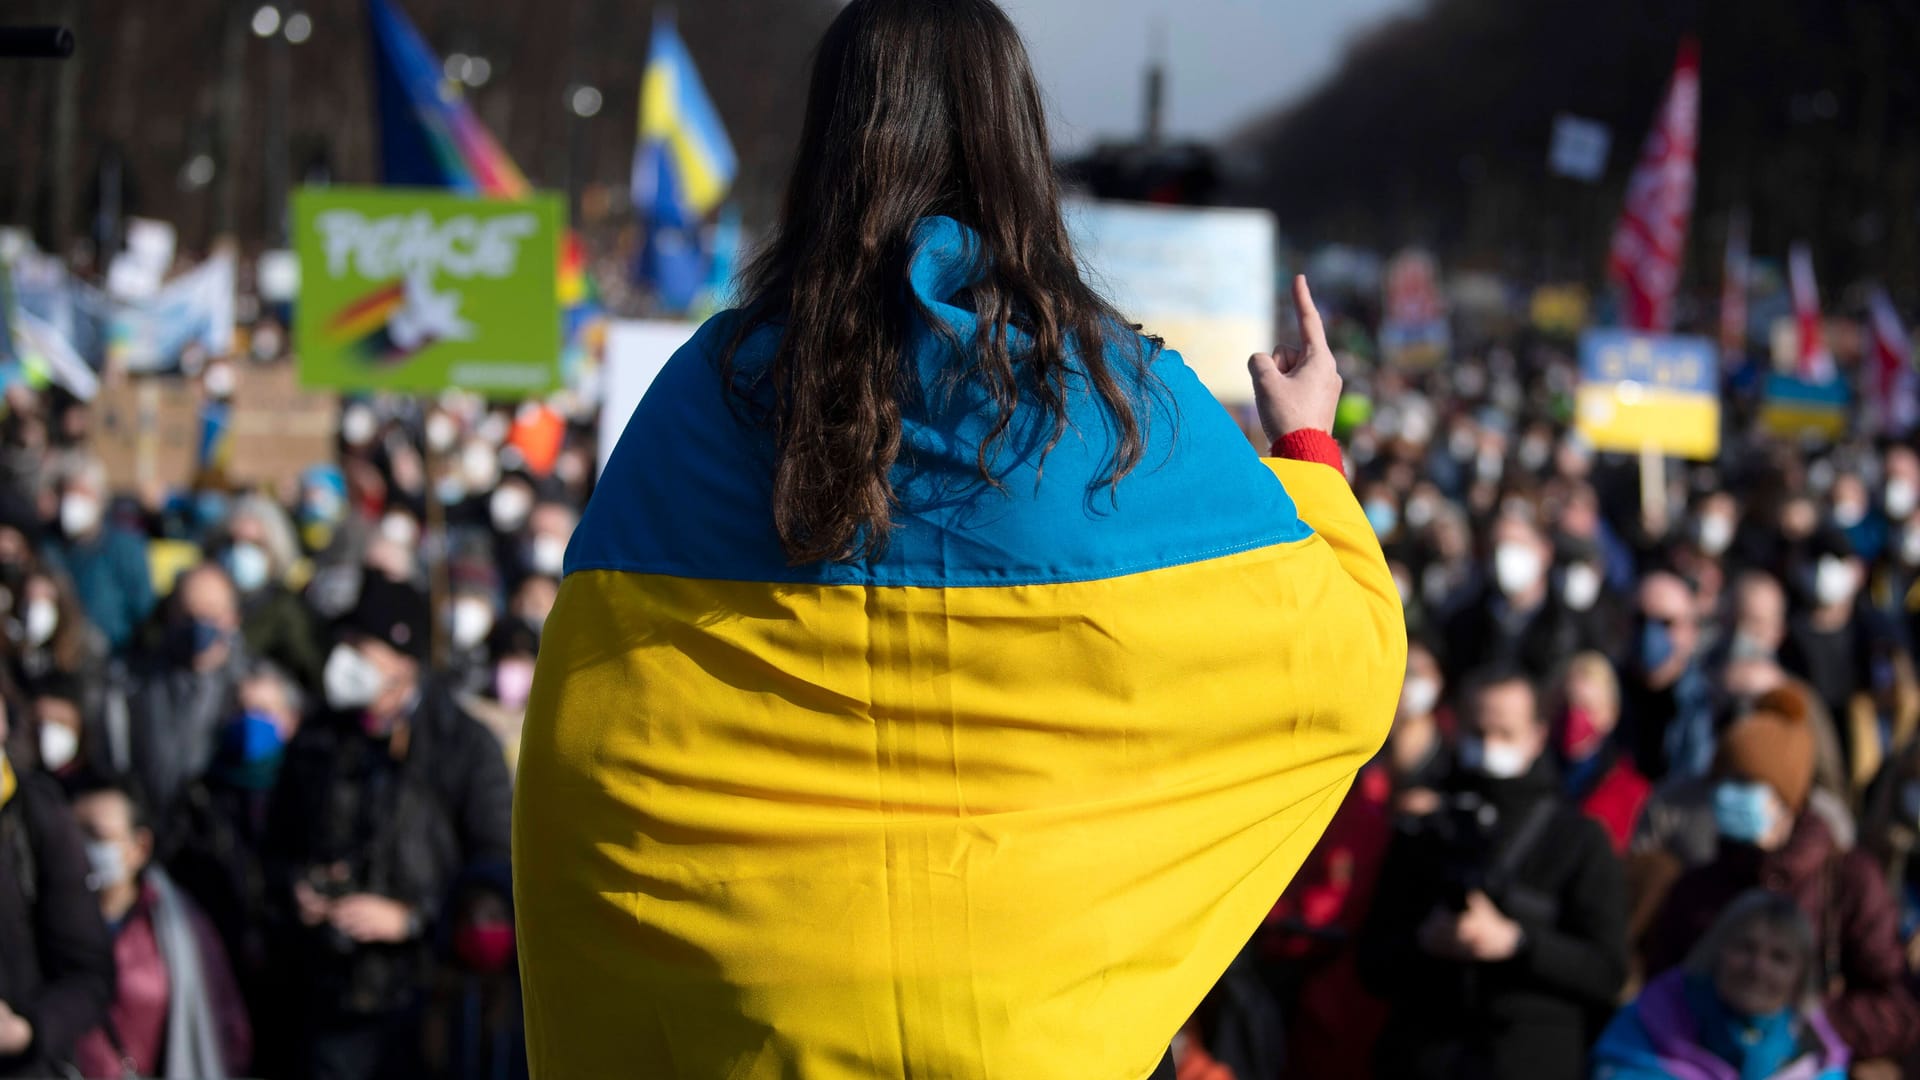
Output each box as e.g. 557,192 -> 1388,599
268,574 -> 512,1080
1358,666 -> 1628,1080
0,692 -> 114,1078
1440,513 -> 1581,685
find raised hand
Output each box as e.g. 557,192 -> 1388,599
1248,275 -> 1343,442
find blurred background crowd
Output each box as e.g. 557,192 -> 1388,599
6,0 -> 1920,1078
1176,315 -> 1920,1079
0,356 -> 575,1078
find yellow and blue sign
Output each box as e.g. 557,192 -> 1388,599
1758,373 -> 1850,443
1574,329 -> 1721,460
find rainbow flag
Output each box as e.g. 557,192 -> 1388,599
368,0 -> 598,369
367,0 -> 528,196
515,217 -> 1405,1077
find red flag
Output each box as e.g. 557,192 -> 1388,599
1789,242 -> 1835,382
1607,38 -> 1700,332
1869,286 -> 1915,436
1719,209 -> 1748,361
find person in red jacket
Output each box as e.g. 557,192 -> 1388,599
1644,685 -> 1920,1065
1553,651 -> 1650,853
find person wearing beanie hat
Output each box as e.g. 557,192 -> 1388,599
1644,683 -> 1920,1062
268,573 -> 512,1077
1715,686 -> 1819,826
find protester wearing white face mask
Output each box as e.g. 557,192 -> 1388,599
68,782 -> 251,1079
488,480 -> 535,536
1883,446 -> 1920,524
1440,511 -> 1579,685
521,500 -> 579,582
1389,644 -> 1451,817
274,574 -> 511,1077
9,571 -> 109,728
443,584 -> 500,700
220,495 -> 326,693
1359,667 -> 1628,1080
42,455 -> 156,656
33,695 -> 84,779
1780,544 -> 1866,736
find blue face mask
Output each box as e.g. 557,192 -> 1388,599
189,620 -> 230,656
216,710 -> 285,790
1364,500 -> 1399,537
1713,780 -> 1778,845
195,492 -> 231,531
228,710 -> 284,760
1640,619 -> 1675,671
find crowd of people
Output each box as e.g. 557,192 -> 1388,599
1177,318 -> 1920,1079
2,258 -> 1919,1080
0,363 -> 573,1078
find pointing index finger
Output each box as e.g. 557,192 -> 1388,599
1293,274 -> 1327,355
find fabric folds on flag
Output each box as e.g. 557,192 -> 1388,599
1607,38 -> 1700,333
367,0 -> 529,196
631,13 -> 736,313
514,216 -> 1406,1079
631,13 -> 736,222
1869,287 -> 1915,437
1789,242 -> 1835,383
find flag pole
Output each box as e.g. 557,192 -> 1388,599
423,397 -> 449,671
1639,443 -> 1667,540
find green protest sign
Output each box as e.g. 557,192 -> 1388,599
293,186 -> 562,395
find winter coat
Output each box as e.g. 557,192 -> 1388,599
72,869 -> 251,1078
127,646 -> 250,822
237,584 -> 325,694
45,526 -> 156,656
1439,588 -> 1582,686
1644,811 -> 1920,1061
1358,758 -> 1629,1080
1591,969 -> 1847,1080
0,765 -> 115,1077
268,682 -> 511,1018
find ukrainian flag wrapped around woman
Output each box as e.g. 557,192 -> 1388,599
513,2 -> 1405,1076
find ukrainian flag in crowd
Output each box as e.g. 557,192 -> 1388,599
514,218 -> 1405,1079
631,12 -> 736,313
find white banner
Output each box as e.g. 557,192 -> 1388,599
597,319 -> 698,476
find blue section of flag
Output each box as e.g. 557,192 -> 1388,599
1763,373 -> 1850,409
631,14 -> 736,314
574,217 -> 1313,587
629,16 -> 736,216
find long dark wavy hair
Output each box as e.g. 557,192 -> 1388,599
724,0 -> 1160,566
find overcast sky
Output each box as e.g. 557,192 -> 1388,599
996,0 -> 1415,153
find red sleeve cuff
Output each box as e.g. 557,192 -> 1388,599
1270,430 -> 1344,471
